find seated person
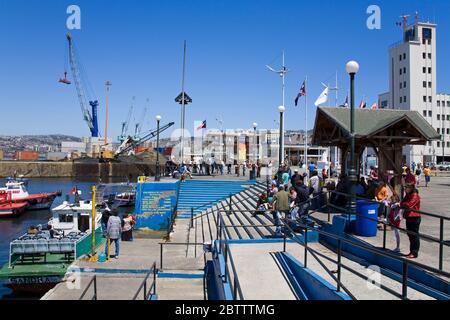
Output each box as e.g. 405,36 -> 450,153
179,163 -> 193,179
254,193 -> 270,216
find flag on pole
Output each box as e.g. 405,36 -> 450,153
314,87 -> 329,107
294,81 -> 306,106
359,100 -> 367,109
371,103 -> 377,110
339,95 -> 349,108
197,120 -> 207,130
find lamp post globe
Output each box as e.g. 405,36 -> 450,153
278,105 -> 285,113
346,61 -> 359,75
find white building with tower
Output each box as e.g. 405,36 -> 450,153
378,16 -> 449,165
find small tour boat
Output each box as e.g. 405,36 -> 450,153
114,191 -> 135,207
0,178 -> 61,211
0,193 -> 105,294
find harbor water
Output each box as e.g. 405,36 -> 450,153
0,177 -> 131,300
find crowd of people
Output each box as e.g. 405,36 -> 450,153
254,162 -> 327,237
165,157 -> 264,180
329,162 -> 425,259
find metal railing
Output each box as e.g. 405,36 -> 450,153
79,275 -> 97,300
158,242 -> 206,270
132,262 -> 157,300
327,190 -> 450,271
166,182 -> 181,238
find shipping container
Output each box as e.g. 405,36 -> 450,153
46,152 -> 68,161
13,151 -> 39,161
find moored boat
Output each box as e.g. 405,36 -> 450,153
0,195 -> 105,294
0,178 -> 61,211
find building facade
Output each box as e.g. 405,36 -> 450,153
378,19 -> 448,164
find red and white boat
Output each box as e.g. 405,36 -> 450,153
0,191 -> 28,217
0,178 -> 61,211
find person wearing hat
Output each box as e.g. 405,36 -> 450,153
400,183 -> 421,259
272,184 -> 290,237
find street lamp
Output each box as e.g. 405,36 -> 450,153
253,122 -> 258,163
155,115 -> 162,181
278,106 -> 285,171
346,60 -> 359,216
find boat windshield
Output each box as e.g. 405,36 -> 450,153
59,213 -> 74,223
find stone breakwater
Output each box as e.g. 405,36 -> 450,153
0,161 -> 161,178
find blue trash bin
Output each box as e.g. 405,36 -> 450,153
355,200 -> 378,237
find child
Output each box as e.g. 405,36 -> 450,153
388,194 -> 403,253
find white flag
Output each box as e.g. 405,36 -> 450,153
314,87 -> 329,107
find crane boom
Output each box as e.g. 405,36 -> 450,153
66,33 -> 99,137
115,122 -> 175,157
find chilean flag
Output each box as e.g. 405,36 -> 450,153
294,81 -> 306,106
197,120 -> 207,130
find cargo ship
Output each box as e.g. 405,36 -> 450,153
0,178 -> 61,212
0,197 -> 105,294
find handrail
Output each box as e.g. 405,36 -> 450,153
79,275 -> 97,300
215,213 -> 245,300
330,190 -> 450,221
279,217 -> 450,299
132,262 -> 157,300
328,189 -> 449,271
166,181 -> 181,238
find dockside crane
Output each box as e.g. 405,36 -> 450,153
64,33 -> 100,137
115,121 -> 175,157
134,98 -> 149,139
118,97 -> 135,143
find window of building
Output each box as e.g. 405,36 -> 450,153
399,55 -> 402,61
442,101 -> 445,106
400,83 -> 403,89
447,142 -> 450,148
437,128 -> 440,133
422,39 -> 426,45
447,128 -> 450,134
422,52 -> 426,59
403,53 -> 406,59
437,114 -> 440,120
437,141 -> 441,147
429,82 -> 432,88
429,67 -> 432,74
404,96 -> 407,103
400,97 -> 402,103
438,101 -> 441,107
447,115 -> 450,121
429,110 -> 432,117
404,67 -> 407,74
447,101 -> 450,107
423,81 -> 427,88
423,67 -> 426,73
400,69 -> 402,75
428,53 -> 432,59
423,110 -> 427,117
429,96 -> 433,103
423,96 -> 427,102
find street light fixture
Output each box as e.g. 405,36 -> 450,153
253,122 -> 258,163
155,115 -> 162,181
346,60 -> 359,216
278,106 -> 285,172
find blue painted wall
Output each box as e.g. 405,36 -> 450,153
134,180 -> 179,231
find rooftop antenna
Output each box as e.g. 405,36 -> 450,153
266,50 -> 289,107
400,14 -> 410,31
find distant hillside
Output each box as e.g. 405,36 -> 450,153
0,134 -> 82,155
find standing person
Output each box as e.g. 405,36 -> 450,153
375,181 -> 390,222
105,209 -> 122,259
308,162 -> 316,176
400,184 -> 421,259
423,165 -> 431,187
272,184 -> 290,237
411,161 -> 416,173
309,171 -> 321,210
256,160 -> 261,178
415,164 -> 422,187
227,160 -> 232,175
220,160 -> 225,175
388,194 -> 403,253
101,207 -> 111,235
242,161 -> 246,177
121,213 -> 135,241
370,166 -> 379,182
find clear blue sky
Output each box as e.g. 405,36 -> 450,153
1,0 -> 449,139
